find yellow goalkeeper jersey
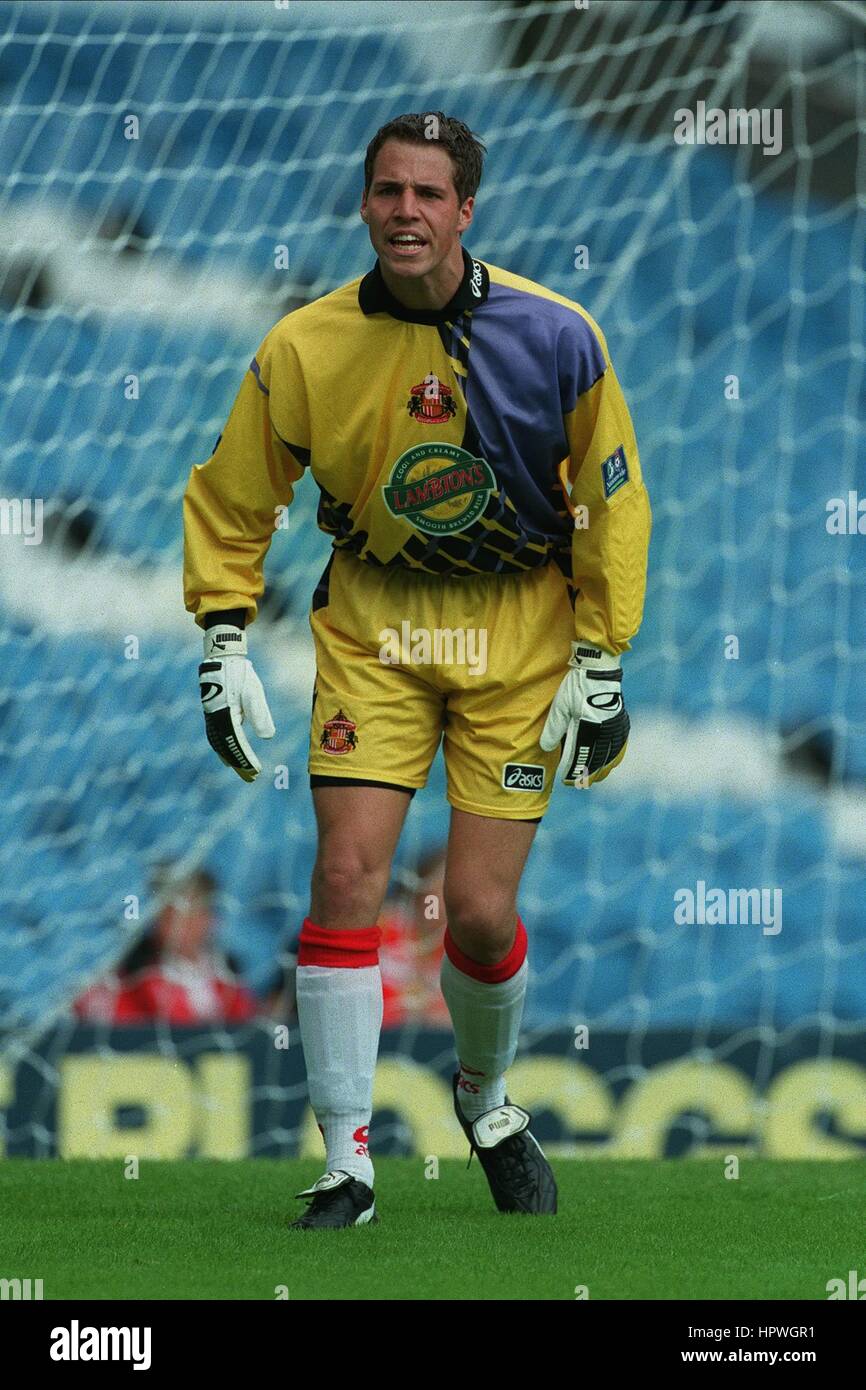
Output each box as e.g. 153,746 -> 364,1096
183,247 -> 651,654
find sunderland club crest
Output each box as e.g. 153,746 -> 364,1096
320,709 -> 358,755
407,373 -> 457,424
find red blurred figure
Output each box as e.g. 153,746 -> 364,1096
377,848 -> 451,1029
74,868 -> 256,1025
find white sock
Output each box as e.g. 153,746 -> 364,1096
440,935 -> 528,1122
296,953 -> 382,1189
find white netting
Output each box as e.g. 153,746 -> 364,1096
0,0 -> 864,1158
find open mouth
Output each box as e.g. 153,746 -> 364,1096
387,233 -> 427,256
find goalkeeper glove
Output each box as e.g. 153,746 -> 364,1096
539,640 -> 629,787
198,623 -> 275,783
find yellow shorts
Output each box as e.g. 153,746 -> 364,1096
308,549 -> 575,820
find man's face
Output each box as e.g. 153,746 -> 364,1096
157,887 -> 213,959
361,139 -> 473,280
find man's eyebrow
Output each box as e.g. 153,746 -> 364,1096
372,177 -> 448,192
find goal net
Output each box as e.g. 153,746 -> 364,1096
0,0 -> 864,1160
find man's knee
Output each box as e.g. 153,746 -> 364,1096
311,852 -> 388,923
443,887 -> 518,965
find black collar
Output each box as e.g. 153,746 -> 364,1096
358,245 -> 489,324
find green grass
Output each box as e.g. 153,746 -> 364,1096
0,1159 -> 863,1300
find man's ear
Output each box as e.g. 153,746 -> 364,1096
360,191 -> 368,222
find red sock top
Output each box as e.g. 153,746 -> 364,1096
443,917 -> 527,983
298,918 -> 382,968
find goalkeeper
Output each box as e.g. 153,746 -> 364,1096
183,112 -> 651,1229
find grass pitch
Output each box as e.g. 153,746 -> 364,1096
0,1158 -> 862,1300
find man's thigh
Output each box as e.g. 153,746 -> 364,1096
310,783 -> 414,928
308,551 -> 444,790
443,562 -> 574,820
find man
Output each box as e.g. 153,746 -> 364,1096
74,868 -> 256,1026
184,112 -> 651,1229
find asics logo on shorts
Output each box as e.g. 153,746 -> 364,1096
502,762 -> 545,792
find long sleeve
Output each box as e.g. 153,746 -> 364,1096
183,328 -> 308,627
563,345 -> 651,655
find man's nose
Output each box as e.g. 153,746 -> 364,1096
394,189 -> 420,218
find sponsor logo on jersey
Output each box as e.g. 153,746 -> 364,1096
469,258 -> 484,298
382,442 -> 495,536
601,445 -> 629,498
320,709 -> 358,755
501,762 -> 546,792
406,373 -> 457,425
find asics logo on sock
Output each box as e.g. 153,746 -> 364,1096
457,1076 -> 480,1094
458,1060 -> 485,1075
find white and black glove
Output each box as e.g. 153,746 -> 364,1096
539,641 -> 629,787
198,623 -> 275,783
